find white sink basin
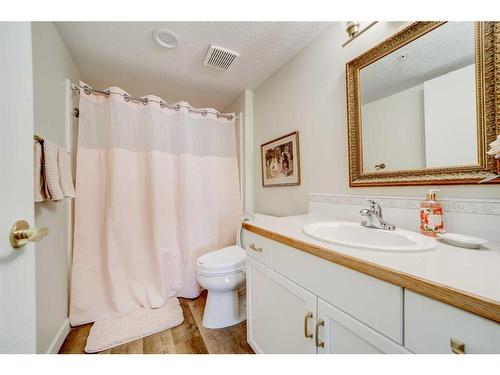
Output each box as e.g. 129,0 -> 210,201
302,221 -> 437,252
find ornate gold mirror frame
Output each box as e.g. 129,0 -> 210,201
346,22 -> 499,187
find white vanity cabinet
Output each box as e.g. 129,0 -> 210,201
244,230 -> 408,354
246,257 -> 407,354
243,227 -> 500,354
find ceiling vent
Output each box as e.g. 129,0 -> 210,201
203,44 -> 239,71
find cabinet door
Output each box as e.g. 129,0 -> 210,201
246,257 -> 317,354
405,291 -> 500,354
317,298 -> 409,354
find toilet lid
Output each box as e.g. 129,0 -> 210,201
197,246 -> 246,275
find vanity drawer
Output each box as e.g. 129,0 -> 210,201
404,290 -> 500,353
241,229 -> 273,267
270,238 -> 403,344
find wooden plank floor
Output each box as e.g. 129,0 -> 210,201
59,290 -> 254,354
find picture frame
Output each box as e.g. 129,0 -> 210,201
261,131 -> 301,187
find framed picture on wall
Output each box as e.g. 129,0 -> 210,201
261,131 -> 301,187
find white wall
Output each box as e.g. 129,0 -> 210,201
253,22 -> 500,217
224,90 -> 254,214
424,64 -> 477,167
362,84 -> 425,172
31,22 -> 80,353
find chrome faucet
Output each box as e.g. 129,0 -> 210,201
360,199 -> 396,230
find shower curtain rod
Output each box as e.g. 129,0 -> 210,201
71,83 -> 236,121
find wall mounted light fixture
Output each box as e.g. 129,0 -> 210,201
342,21 -> 378,47
346,21 -> 360,38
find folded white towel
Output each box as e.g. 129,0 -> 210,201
57,146 -> 75,198
487,135 -> 500,159
42,139 -> 64,201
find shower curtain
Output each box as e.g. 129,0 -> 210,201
70,84 -> 241,326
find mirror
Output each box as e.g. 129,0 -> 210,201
346,22 -> 499,186
361,22 -> 476,172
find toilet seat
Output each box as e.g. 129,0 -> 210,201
196,245 -> 247,328
197,246 -> 246,276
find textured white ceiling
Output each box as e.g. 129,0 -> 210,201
55,22 -> 332,109
361,22 -> 475,103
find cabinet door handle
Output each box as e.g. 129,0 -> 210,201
315,319 -> 325,348
304,311 -> 313,339
450,338 -> 465,354
249,243 -> 263,252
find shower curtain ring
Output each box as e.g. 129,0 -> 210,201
123,94 -> 130,102
201,110 -> 207,117
83,86 -> 92,95
142,98 -> 148,106
175,104 -> 180,111
160,101 -> 165,109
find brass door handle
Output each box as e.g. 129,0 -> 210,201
315,319 -> 325,348
10,220 -> 49,249
304,311 -> 313,339
249,243 -> 263,252
450,338 -> 465,354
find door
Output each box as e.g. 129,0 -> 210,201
0,22 -> 37,353
246,257 -> 317,354
317,298 -> 409,354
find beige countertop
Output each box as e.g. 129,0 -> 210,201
243,214 -> 500,323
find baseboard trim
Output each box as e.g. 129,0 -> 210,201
46,318 -> 70,354
247,338 -> 262,354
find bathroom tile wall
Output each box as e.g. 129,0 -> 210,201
309,193 -> 500,243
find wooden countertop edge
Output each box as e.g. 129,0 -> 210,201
242,222 -> 500,324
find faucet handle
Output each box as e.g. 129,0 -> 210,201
366,199 -> 382,217
360,208 -> 370,216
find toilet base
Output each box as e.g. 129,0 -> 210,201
202,289 -> 245,329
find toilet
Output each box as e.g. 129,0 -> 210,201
197,245 -> 246,329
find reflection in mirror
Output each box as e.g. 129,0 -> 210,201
360,22 -> 477,173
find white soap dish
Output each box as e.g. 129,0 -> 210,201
436,232 -> 488,249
